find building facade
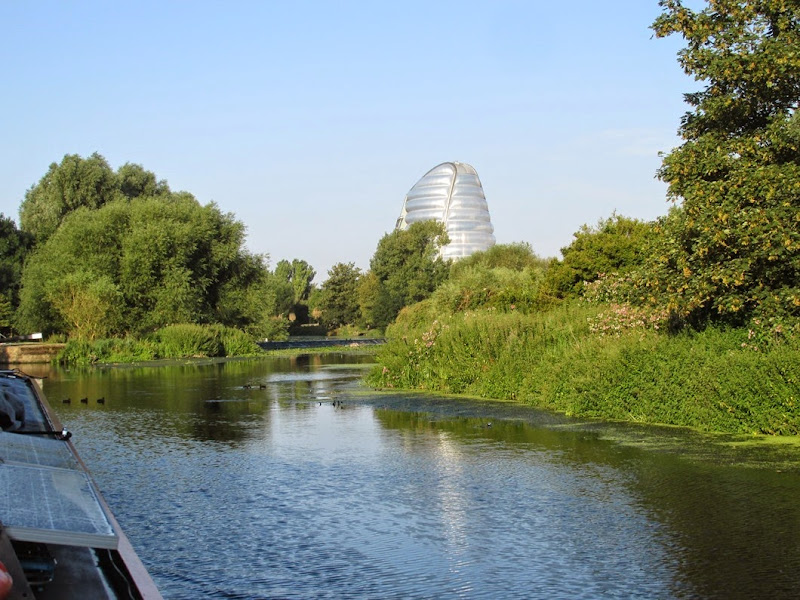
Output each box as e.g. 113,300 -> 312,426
395,161 -> 496,261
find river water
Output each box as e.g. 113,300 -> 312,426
31,353 -> 800,599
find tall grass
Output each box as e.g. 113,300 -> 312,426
368,303 -> 800,435
57,324 -> 264,365
156,324 -> 224,357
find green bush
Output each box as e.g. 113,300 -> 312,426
57,339 -> 97,366
57,336 -> 158,365
255,317 -> 290,342
156,324 -> 223,358
370,302 -> 800,435
214,325 -> 263,357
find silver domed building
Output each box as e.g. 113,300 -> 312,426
395,161 -> 496,261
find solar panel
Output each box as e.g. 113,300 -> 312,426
0,374 -> 119,550
0,464 -> 117,548
0,431 -> 76,470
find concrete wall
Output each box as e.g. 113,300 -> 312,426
0,344 -> 65,364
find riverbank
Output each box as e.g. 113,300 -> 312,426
0,342 -> 65,364
368,304 -> 800,436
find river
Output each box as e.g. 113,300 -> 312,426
30,353 -> 800,599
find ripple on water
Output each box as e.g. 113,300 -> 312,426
45,360 -> 800,599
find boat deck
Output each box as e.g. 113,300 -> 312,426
0,370 -> 161,599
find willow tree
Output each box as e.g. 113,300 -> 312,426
16,195 -> 276,337
649,0 -> 800,326
19,153 -> 117,243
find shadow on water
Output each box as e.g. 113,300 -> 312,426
33,353 -> 800,599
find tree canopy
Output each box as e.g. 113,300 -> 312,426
318,262 -> 361,328
648,0 -> 800,326
16,192 -> 278,338
18,153 -> 176,245
366,220 -> 450,329
19,153 -> 118,243
274,259 -> 316,305
541,214 -> 656,299
0,214 -> 33,311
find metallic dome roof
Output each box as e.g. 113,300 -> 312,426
395,162 -> 496,261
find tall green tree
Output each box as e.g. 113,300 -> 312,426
319,262 -> 361,328
0,214 -> 34,310
649,0 -> 800,325
274,259 -> 316,304
367,220 -> 450,329
16,194 -> 273,336
18,154 -> 172,245
19,153 -> 117,243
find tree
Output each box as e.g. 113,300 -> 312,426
19,153 -> 117,243
649,0 -> 800,325
47,272 -> 122,340
367,220 -> 450,329
541,214 -> 656,299
0,292 -> 13,336
319,262 -> 361,328
16,193 -> 274,336
0,214 -> 33,311
274,259 -> 316,305
357,271 -> 381,329
116,162 -> 170,199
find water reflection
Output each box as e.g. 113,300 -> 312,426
33,354 -> 800,599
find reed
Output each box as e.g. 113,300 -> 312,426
369,303 -> 800,435
57,324 -> 264,364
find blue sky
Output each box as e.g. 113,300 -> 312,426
1,1 -> 699,279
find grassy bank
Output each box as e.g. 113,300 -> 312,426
57,324 -> 265,365
367,304 -> 800,435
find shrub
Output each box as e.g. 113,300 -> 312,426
369,302 -> 800,435
156,324 -> 223,358
214,325 -> 263,357
56,336 -> 158,365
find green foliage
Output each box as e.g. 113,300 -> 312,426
213,325 -> 264,356
275,259 -> 316,305
392,298 -> 439,332
116,162 -> 169,199
257,317 -> 291,342
0,214 -> 33,320
366,221 -> 451,329
155,324 -> 223,357
19,153 -> 118,243
648,1 -> 800,327
57,337 -> 159,366
319,262 -> 361,328
0,292 -> 13,335
431,265 -> 542,314
450,242 -> 547,276
369,303 -> 800,435
55,324 -> 264,365
540,214 -> 656,300
47,272 -> 123,340
356,272 -> 381,329
16,192 -> 273,336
